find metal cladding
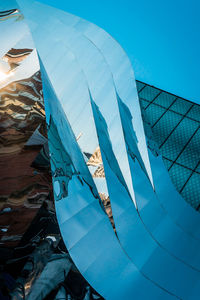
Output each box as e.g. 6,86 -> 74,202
4,0 -> 199,298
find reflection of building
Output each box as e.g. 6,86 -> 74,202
4,48 -> 33,70
0,9 -> 20,21
0,68 -> 52,248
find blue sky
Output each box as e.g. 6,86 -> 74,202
37,0 -> 200,103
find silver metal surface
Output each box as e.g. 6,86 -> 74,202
9,0 -> 200,298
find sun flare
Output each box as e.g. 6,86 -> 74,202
0,71 -> 14,82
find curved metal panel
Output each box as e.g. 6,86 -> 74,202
49,2 -> 200,264
40,61 -> 173,299
53,3 -> 200,243
23,0 -> 200,244
16,0 -> 200,299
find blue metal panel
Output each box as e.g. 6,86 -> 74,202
40,62 -> 173,299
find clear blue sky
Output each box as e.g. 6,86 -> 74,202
38,0 -> 200,103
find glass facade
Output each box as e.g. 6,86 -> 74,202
137,80 -> 200,210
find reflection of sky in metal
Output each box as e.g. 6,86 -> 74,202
41,60 -> 174,299
2,0 -> 200,299
18,0 -> 153,193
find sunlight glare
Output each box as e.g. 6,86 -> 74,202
0,71 -> 14,82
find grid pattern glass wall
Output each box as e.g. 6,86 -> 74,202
136,80 -> 200,211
